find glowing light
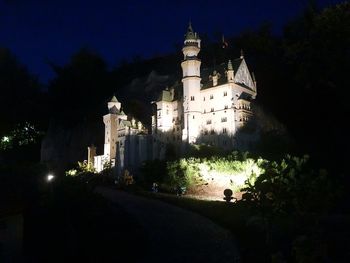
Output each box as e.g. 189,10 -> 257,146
66,169 -> 77,176
2,136 -> 10,142
47,174 -> 55,182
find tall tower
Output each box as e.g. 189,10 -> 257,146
103,96 -> 119,160
181,22 -> 201,144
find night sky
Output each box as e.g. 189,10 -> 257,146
0,0 -> 342,83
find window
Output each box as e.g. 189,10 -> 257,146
206,120 -> 212,125
210,129 -> 215,135
190,96 -> 195,101
224,91 -> 227,96
210,108 -> 214,112
210,94 -> 214,99
223,128 -> 227,134
193,115 -> 195,119
203,97 -> 206,101
204,109 -> 206,113
204,130 -> 208,135
224,105 -> 228,109
221,117 -> 227,122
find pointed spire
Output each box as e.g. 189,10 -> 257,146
110,95 -> 118,102
240,49 -> 244,59
188,20 -> 193,33
228,60 -> 233,70
185,21 -> 196,40
222,35 -> 228,48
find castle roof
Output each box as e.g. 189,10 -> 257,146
238,92 -> 252,101
110,95 -> 119,102
201,58 -> 250,90
109,105 -> 119,114
185,22 -> 199,41
121,120 -> 131,127
157,89 -> 173,102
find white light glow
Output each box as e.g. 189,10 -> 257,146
47,174 -> 55,182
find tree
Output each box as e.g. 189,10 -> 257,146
0,48 -> 42,135
48,48 -> 112,126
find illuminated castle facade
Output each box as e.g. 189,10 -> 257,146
89,96 -> 149,173
151,23 -> 257,158
90,23 -> 257,172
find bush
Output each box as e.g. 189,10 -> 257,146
141,151 -> 266,194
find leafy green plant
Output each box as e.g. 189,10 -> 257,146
65,160 -> 96,177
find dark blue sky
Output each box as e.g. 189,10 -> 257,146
0,0 -> 342,83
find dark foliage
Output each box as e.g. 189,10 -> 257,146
0,48 -> 43,135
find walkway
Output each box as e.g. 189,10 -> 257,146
96,187 -> 240,263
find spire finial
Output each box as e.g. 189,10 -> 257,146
188,20 -> 193,32
228,60 -> 233,70
240,49 -> 244,59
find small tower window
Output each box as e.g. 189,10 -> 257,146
210,108 -> 214,112
223,128 -> 227,134
190,96 -> 195,101
224,105 -> 228,109
203,97 -> 206,101
224,91 -> 227,96
206,120 -> 212,125
193,115 -> 195,119
221,117 -> 227,122
210,95 -> 214,99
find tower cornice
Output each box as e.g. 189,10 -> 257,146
181,76 -> 201,81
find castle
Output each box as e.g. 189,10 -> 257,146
89,23 -> 257,173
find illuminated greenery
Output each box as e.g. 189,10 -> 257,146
241,155 -> 336,215
65,161 -> 96,177
0,122 -> 42,151
159,152 -> 266,193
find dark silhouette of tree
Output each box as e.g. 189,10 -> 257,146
48,48 -> 112,126
0,47 -> 42,135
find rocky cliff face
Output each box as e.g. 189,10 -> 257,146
40,121 -> 104,174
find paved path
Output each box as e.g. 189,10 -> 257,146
96,187 -> 240,263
